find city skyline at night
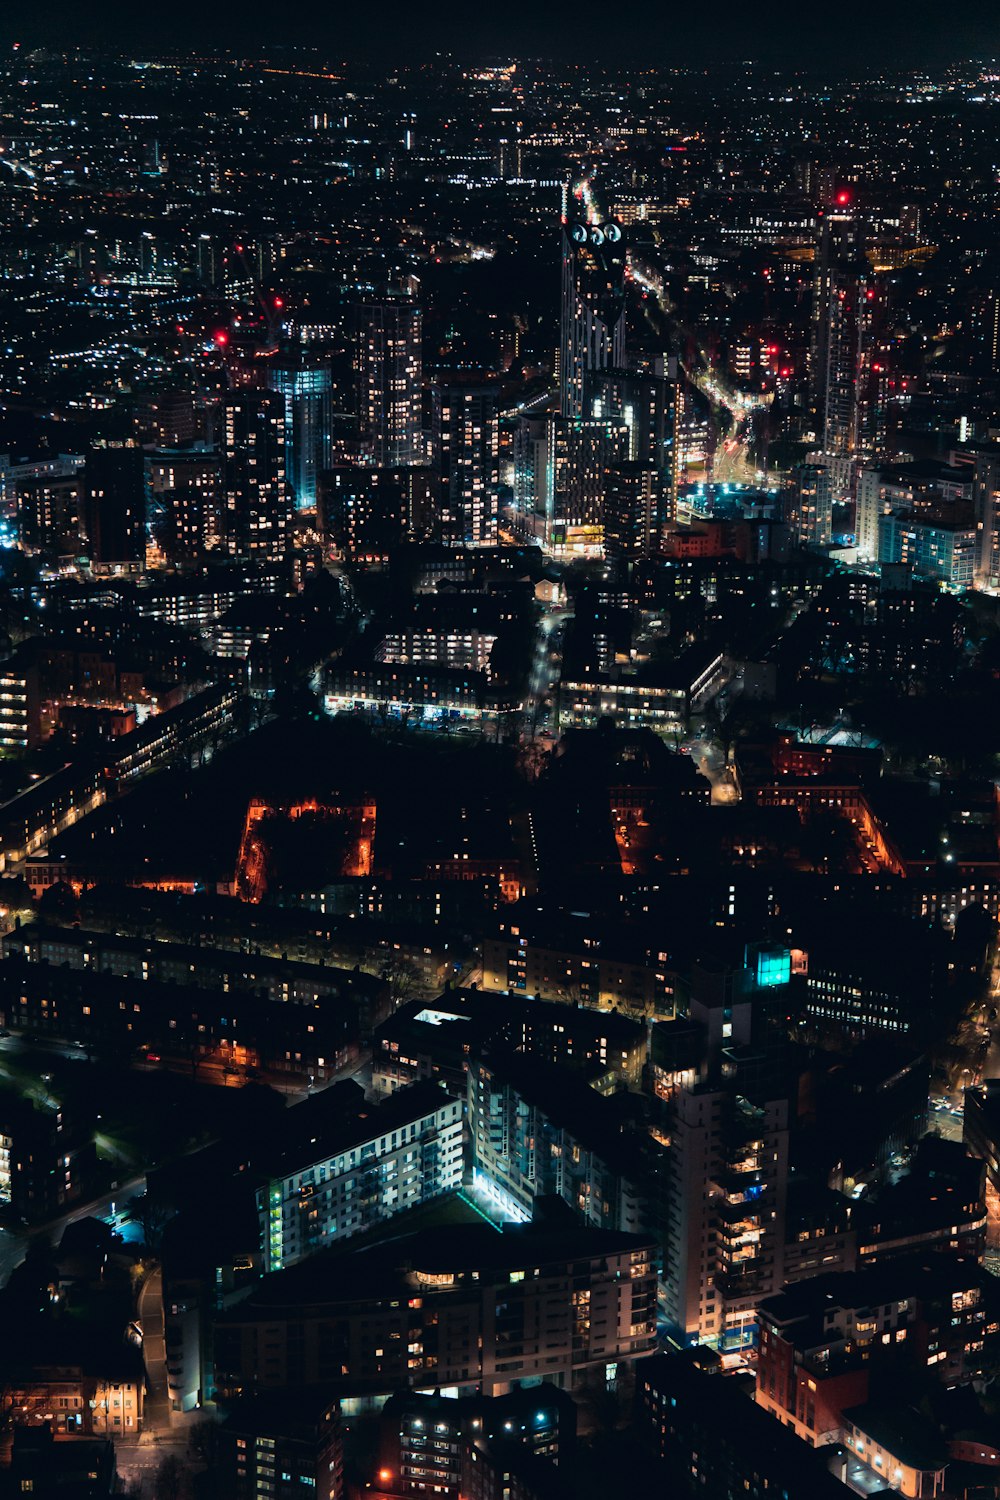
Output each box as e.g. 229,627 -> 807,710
0,30 -> 999,1500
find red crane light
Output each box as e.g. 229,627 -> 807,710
213,329 -> 229,348
273,296 -> 284,310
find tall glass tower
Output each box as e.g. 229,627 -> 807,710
267,361 -> 333,510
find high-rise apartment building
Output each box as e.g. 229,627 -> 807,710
268,361 -> 334,509
258,1080 -> 463,1272
467,1050 -> 649,1231
355,295 -> 424,468
212,1220 -> 658,1398
82,447 -> 148,569
663,1079 -> 789,1351
587,366 -> 678,484
603,464 -> 668,560
973,450 -> 1000,589
219,390 -> 291,561
318,466 -> 435,558
147,451 -> 221,559
222,1391 -> 343,1500
559,220 -> 627,422
791,462 -> 835,550
810,193 -> 891,506
377,1385 -> 575,1500
432,383 -> 500,545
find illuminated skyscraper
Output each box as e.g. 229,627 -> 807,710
547,411 -> 629,552
664,1078 -> 789,1350
588,365 -> 679,510
267,361 -> 333,510
791,462 -> 835,550
220,390 -> 290,561
355,294 -> 424,468
603,464 -> 668,561
811,192 -> 890,468
974,451 -> 1000,589
559,218 -> 627,422
431,383 -> 499,546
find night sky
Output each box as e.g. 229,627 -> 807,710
2,0 -> 998,66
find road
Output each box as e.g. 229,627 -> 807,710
522,607 -> 566,741
0,1172 -> 147,1289
116,1432 -> 192,1498
139,1266 -> 172,1434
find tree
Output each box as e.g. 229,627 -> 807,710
381,955 -> 422,1010
37,880 -> 80,924
153,1455 -> 183,1500
133,1195 -> 175,1256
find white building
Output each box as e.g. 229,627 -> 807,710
258,1080 -> 463,1271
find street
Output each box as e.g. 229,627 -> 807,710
522,606 -> 566,741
